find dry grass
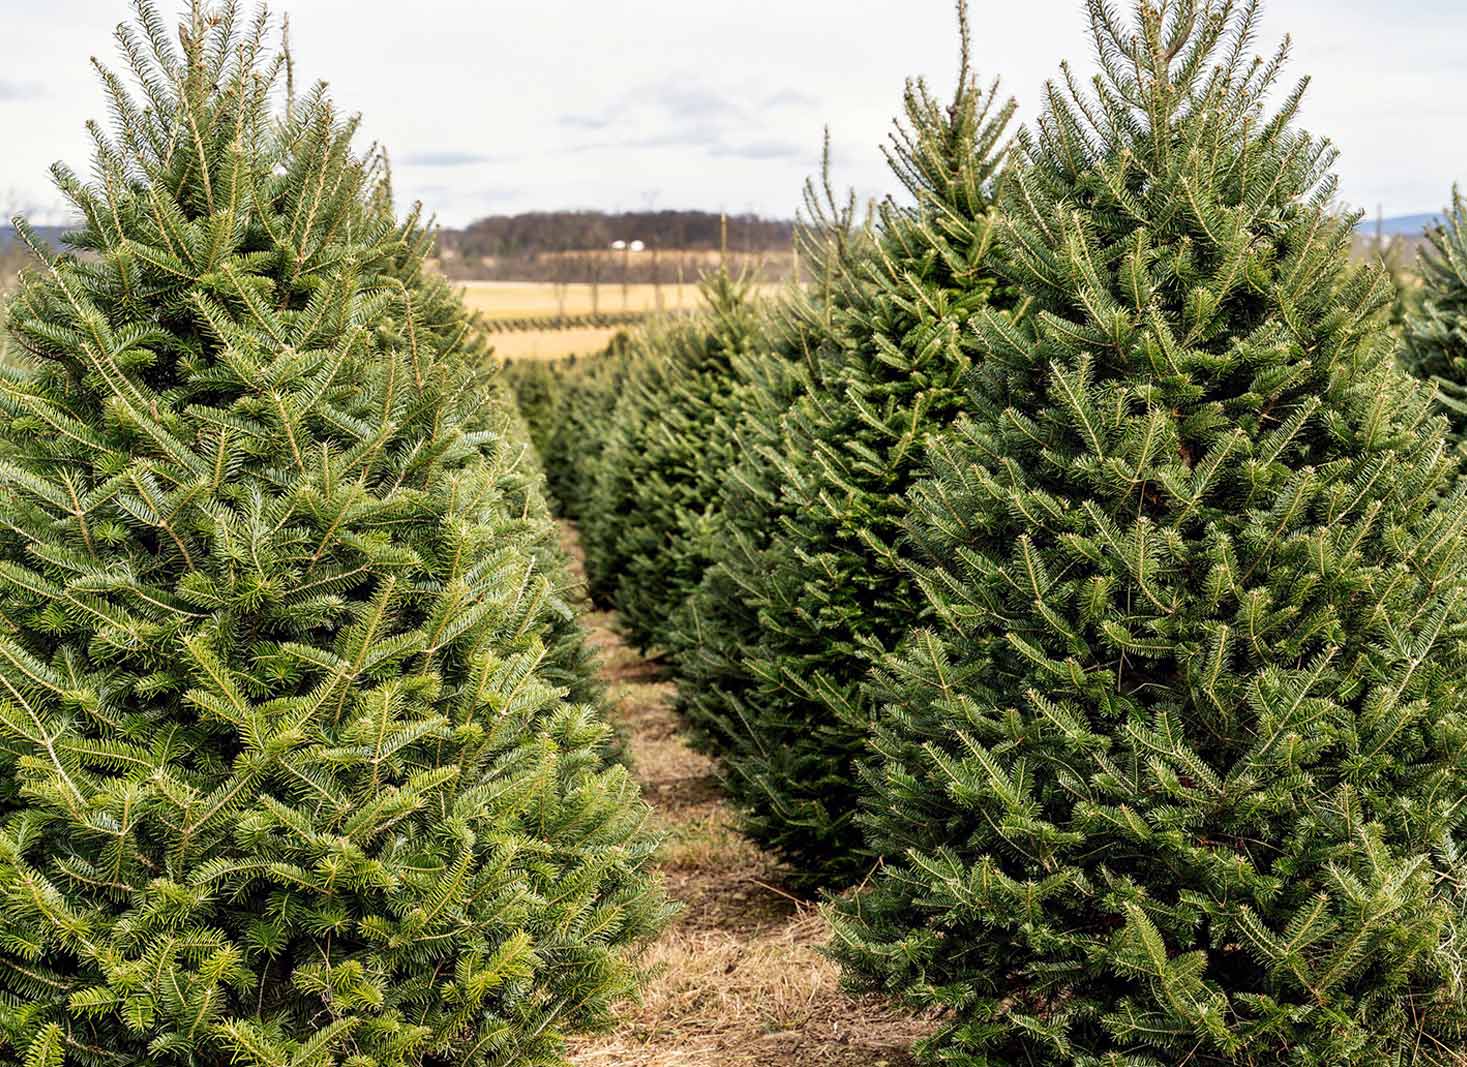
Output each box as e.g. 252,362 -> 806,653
464,280 -> 788,363
462,281 -> 711,320
561,530 -> 929,1067
490,326 -> 625,362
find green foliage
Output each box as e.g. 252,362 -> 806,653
579,274 -> 760,647
503,360 -> 563,464
832,2 -> 1467,1063
523,344 -> 635,532
663,259 -> 829,758
1376,237 -> 1422,335
669,27 -> 1020,888
383,231 -> 604,713
480,372 -> 605,710
1403,187 -> 1467,450
0,6 -> 666,1066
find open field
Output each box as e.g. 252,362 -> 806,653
464,283 -> 679,363
492,325 -> 627,362
464,280 -> 787,363
460,280 -> 785,320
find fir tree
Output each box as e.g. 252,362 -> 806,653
668,15 -> 1020,888
580,271 -> 760,649
503,360 -> 562,466
378,217 -> 604,711
0,6 -> 666,1066
536,342 -> 634,530
1402,187 -> 1467,450
832,3 -> 1467,1063
667,153 -> 866,767
1377,235 -> 1421,335
484,384 -> 606,709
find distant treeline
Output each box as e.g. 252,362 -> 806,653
1,227 -> 70,293
440,211 -> 795,259
0,225 -> 74,252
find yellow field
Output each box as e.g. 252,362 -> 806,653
462,280 -> 788,362
490,326 -> 626,363
461,281 -> 708,320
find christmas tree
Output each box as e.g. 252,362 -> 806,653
669,15 -> 1021,887
832,2 -> 1467,1063
503,359 -> 562,469
1402,187 -> 1467,450
665,151 -> 867,777
579,270 -> 759,649
537,343 -> 634,529
484,388 -> 607,708
0,5 -> 666,1065
379,220 -> 605,712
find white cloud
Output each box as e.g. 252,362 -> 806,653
0,79 -> 44,100
1,1 -> 1463,226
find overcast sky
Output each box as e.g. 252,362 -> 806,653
2,0 -> 1463,227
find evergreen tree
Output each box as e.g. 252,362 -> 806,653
503,360 -> 562,466
667,155 -> 866,763
1377,236 -> 1421,336
580,272 -> 760,648
536,343 -> 634,530
668,16 -> 1021,888
484,383 -> 606,708
1402,187 -> 1467,450
0,6 -> 666,1066
378,218 -> 605,711
832,3 -> 1467,1063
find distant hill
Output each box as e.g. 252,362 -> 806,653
440,210 -> 794,260
0,224 -> 75,251
1355,213 -> 1440,238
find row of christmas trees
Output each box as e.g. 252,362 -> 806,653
0,3 -> 673,1066
513,0 -> 1467,1063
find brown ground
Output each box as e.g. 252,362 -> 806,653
560,527 -> 928,1067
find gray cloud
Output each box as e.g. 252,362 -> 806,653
560,113 -> 612,131
762,89 -> 819,110
564,135 -> 699,156
0,80 -> 43,101
559,80 -> 806,163
567,124 -> 758,158
712,139 -> 808,161
400,151 -> 497,167
478,186 -> 523,202
660,86 -> 738,120
560,83 -> 739,137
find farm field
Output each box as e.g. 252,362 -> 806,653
462,279 -> 787,362
460,280 -> 786,321
490,325 -> 626,362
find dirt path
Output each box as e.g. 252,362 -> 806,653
560,526 -> 927,1067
